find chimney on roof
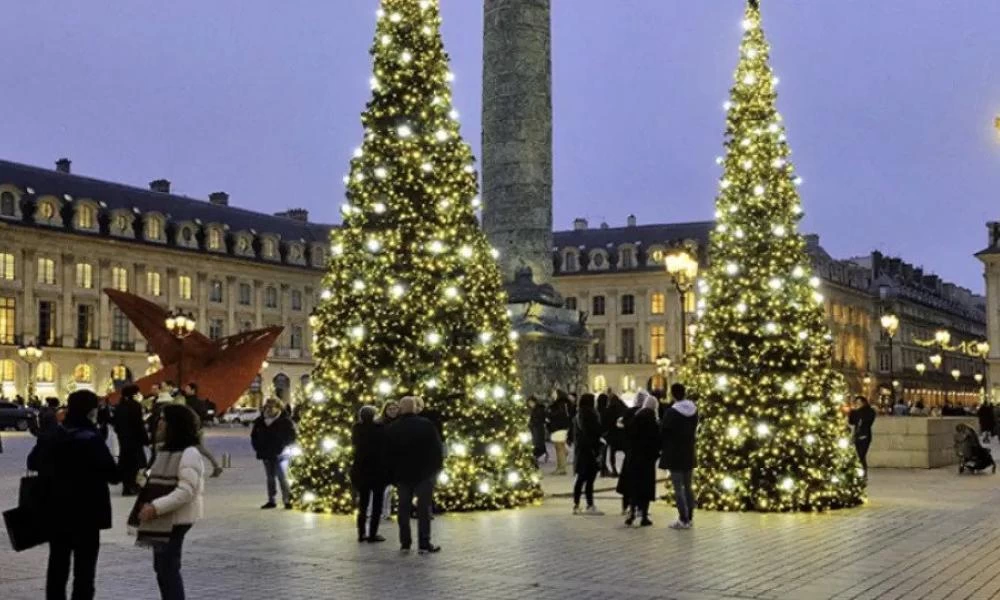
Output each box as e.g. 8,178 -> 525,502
573,218 -> 588,231
149,179 -> 171,193
276,208 -> 309,223
626,214 -> 636,227
600,222 -> 609,229
208,192 -> 229,206
55,158 -> 71,174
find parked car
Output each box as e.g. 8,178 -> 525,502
0,402 -> 38,431
221,407 -> 260,427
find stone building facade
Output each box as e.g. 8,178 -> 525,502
0,158 -> 324,405
552,217 -> 986,407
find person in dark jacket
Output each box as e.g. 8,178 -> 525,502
659,383 -> 698,530
527,396 -> 548,465
619,394 -> 661,527
32,397 -> 62,438
27,390 -> 120,600
602,394 -> 627,477
547,391 -> 572,475
571,394 -> 604,515
114,384 -> 149,496
250,398 -> 297,509
386,396 -> 443,554
978,400 -> 996,444
351,405 -> 389,543
848,396 -> 877,476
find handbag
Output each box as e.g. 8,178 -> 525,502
3,506 -> 48,551
129,452 -> 182,548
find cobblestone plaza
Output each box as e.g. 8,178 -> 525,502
2,430 -> 1000,600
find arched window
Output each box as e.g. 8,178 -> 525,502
38,201 -> 56,221
146,216 -> 163,241
73,364 -> 93,383
36,361 -> 55,383
0,191 -> 16,216
76,204 -> 96,230
207,228 -> 224,251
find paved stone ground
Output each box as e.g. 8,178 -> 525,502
2,428 -> 1000,599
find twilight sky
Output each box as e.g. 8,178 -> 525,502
2,1 -> 998,291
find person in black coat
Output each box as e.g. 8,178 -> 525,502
27,390 -> 120,600
571,394 -> 604,515
659,384 -> 698,530
618,394 -> 661,527
978,400 -> 996,443
386,396 -> 443,553
114,384 -> 149,496
527,396 -> 548,464
848,396 -> 876,476
351,405 -> 389,543
250,398 -> 297,509
547,391 -> 572,475
603,394 -> 628,477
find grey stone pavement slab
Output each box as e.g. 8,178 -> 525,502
2,429 -> 1000,600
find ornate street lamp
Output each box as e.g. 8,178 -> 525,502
17,342 -> 44,399
915,362 -> 926,376
977,341 -> 990,400
165,310 -> 197,389
951,368 -> 961,381
929,353 -> 943,369
880,314 -> 899,401
664,246 -> 699,356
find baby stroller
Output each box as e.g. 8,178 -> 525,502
955,424 -> 996,474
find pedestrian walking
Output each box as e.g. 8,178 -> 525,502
571,393 -> 604,515
621,395 -> 660,527
115,384 -> 150,496
386,396 -> 443,554
659,383 -> 698,530
848,395 -> 876,476
527,396 -> 549,465
136,403 -> 205,600
250,398 -> 297,510
978,400 -> 996,444
547,391 -> 572,475
603,393 -> 627,477
27,390 -> 120,600
351,405 -> 389,543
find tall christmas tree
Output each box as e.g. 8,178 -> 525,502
687,0 -> 865,512
291,0 -> 542,513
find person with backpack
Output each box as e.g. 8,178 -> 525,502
659,383 -> 699,530
27,390 -> 120,600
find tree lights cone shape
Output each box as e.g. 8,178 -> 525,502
687,0 -> 865,512
291,0 -> 542,513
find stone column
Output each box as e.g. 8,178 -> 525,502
61,253 -> 75,347
226,275 -> 237,335
482,0 -> 553,286
253,280 -> 264,328
21,249 -> 36,341
98,259 -> 111,350
196,272 -> 208,330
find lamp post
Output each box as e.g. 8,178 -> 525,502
880,314 -> 899,401
16,343 -> 43,400
664,246 -> 699,357
165,310 -> 196,389
977,341 -> 990,401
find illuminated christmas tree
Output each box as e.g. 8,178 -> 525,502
687,0 -> 865,512
291,0 -> 542,513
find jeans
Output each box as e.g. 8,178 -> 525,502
47,529 -> 100,600
855,437 -> 871,474
573,471 -> 597,507
153,524 -> 191,600
356,484 -> 386,539
397,477 -> 434,549
262,458 -> 290,504
670,470 -> 695,523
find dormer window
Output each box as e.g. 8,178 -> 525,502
178,225 -> 196,248
207,228 -> 224,251
77,204 -> 96,230
287,243 -> 305,265
145,215 -> 164,242
620,247 -> 634,269
311,244 -> 326,267
262,238 -> 276,258
590,250 -> 607,270
563,250 -> 579,272
35,198 -> 61,226
0,191 -> 16,217
40,202 -> 55,219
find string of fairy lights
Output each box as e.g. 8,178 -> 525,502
685,0 -> 866,512
289,0 -> 541,514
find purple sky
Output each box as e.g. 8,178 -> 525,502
2,2 -> 999,291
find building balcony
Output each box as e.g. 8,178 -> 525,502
111,341 -> 136,352
75,339 -> 100,350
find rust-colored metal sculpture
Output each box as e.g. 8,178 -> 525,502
103,288 -> 283,414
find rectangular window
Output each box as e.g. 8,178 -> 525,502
592,295 -> 605,316
878,350 -> 891,373
621,328 -> 636,363
112,307 -> 130,348
37,257 -> 55,285
178,276 -> 192,301
0,297 -> 14,344
239,283 -> 252,306
621,294 -> 635,315
650,292 -> 665,315
146,218 -> 162,241
650,325 -> 666,359
208,229 -> 223,251
75,263 -> 93,289
592,328 -> 606,362
0,253 -> 13,280
112,266 -> 128,292
684,291 -> 696,313
209,318 -> 224,340
147,271 -> 161,296
290,325 -> 303,350
564,297 -> 577,310
291,290 -> 302,311
265,287 -> 278,309
76,304 -> 95,348
620,248 -> 633,269
209,280 -> 223,303
564,253 -> 577,272
38,301 -> 55,345
78,206 -> 95,230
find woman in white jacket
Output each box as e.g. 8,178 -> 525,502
137,403 -> 205,600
